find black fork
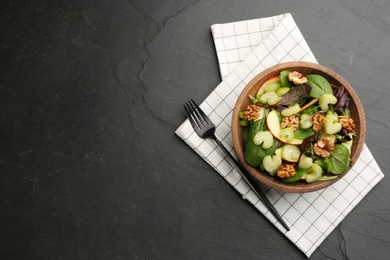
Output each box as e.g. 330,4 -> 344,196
183,99 -> 231,159
184,99 -> 290,231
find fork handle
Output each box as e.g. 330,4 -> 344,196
212,137 -> 290,231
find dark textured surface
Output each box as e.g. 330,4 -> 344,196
1,0 -> 389,259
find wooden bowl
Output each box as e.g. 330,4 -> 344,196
232,61 -> 366,193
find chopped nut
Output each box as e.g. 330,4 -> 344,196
281,115 -> 299,131
288,71 -> 308,85
318,137 -> 335,151
314,143 -> 331,158
243,105 -> 262,121
277,164 -> 296,178
314,137 -> 335,158
312,113 -> 325,132
338,115 -> 356,132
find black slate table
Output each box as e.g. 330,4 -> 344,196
1,0 -> 389,259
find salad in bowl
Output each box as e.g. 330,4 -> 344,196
232,62 -> 365,193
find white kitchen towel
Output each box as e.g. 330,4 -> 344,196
175,13 -> 384,257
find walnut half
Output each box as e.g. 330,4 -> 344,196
243,105 -> 262,121
314,137 -> 335,158
281,115 -> 299,131
317,137 -> 335,151
314,143 -> 330,158
338,115 -> 356,132
312,113 -> 325,132
277,164 -> 296,178
288,71 -> 308,85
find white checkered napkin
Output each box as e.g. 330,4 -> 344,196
175,13 -> 384,257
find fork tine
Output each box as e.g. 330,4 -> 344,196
190,99 -> 213,125
183,103 -> 191,118
189,99 -> 208,126
184,102 -> 201,130
184,102 -> 193,118
187,100 -> 207,127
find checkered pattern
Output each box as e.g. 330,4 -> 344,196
175,13 -> 384,257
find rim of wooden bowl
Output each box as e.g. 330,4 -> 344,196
231,61 -> 366,193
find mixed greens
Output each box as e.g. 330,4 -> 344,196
239,70 -> 356,184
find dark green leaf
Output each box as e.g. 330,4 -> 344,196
329,144 -> 350,174
294,128 -> 315,139
280,70 -> 293,88
244,109 -> 280,167
307,74 -> 333,98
